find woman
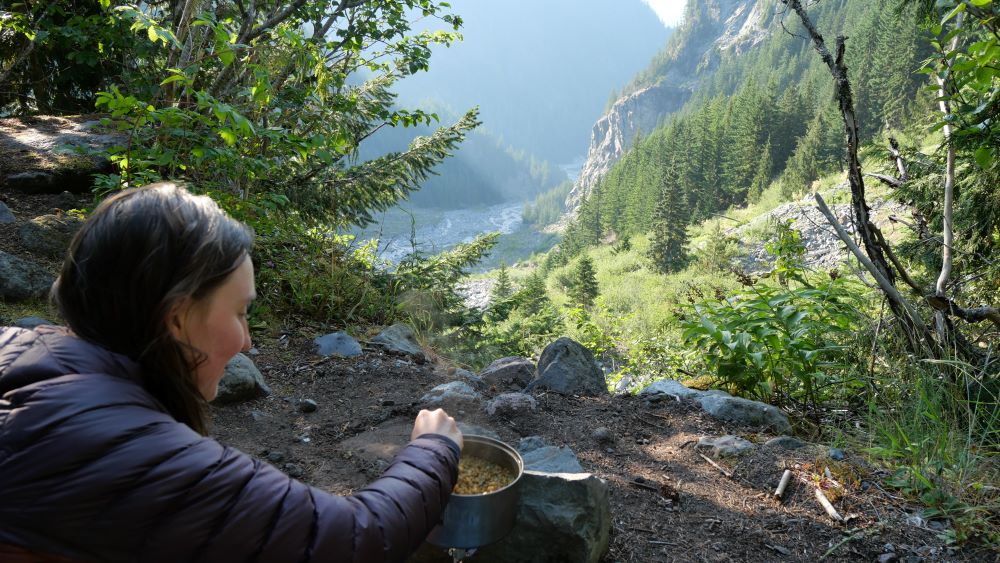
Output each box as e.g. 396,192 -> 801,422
0,183 -> 463,562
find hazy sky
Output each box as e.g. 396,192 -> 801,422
643,0 -> 686,27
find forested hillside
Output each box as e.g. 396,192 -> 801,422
563,0 -> 930,265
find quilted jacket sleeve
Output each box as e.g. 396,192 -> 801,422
0,372 -> 460,563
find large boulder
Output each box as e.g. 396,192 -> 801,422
214,353 -> 271,404
0,250 -> 54,301
479,356 -> 535,390
371,323 -> 427,362
639,379 -> 704,401
19,213 -> 83,259
1,116 -> 121,194
313,331 -> 362,357
466,471 -> 611,563
528,337 -> 607,396
518,436 -> 583,473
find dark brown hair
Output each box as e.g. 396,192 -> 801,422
53,183 -> 253,434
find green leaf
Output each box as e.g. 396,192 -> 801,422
969,0 -> 991,6
974,146 -> 993,169
218,128 -> 237,146
219,48 -> 235,67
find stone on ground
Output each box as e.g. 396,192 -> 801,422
0,250 -> 54,301
484,392 -> 537,416
697,393 -> 792,433
371,323 -> 427,361
528,337 -> 607,396
313,331 -> 362,357
419,381 -> 480,410
479,356 -> 535,390
19,213 -> 83,258
0,201 -> 14,224
13,317 -> 53,329
518,436 -> 583,473
696,435 -> 755,457
639,379 -> 704,400
214,353 -> 271,404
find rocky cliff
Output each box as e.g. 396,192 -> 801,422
568,0 -> 769,210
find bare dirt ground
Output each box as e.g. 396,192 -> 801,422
3,191 -> 995,562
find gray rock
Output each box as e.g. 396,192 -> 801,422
313,331 -> 362,357
266,451 -> 285,464
283,463 -> 304,479
765,435 -> 808,450
639,379 -> 703,400
479,356 -> 535,390
298,399 -> 318,413
592,427 -> 614,444
7,171 -> 57,191
484,392 -> 537,416
19,213 -> 83,258
0,201 -> 14,224
13,316 -> 53,329
696,435 -> 755,457
468,471 -> 610,563
0,250 -> 54,301
214,353 -> 271,404
697,393 -> 792,433
456,422 -> 500,441
419,381 -> 480,410
829,447 -> 846,461
371,323 -> 426,360
518,436 -> 583,473
452,368 -> 485,389
528,337 -> 607,396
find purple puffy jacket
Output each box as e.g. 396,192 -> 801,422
0,326 -> 460,562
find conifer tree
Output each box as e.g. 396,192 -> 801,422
648,182 -> 688,274
748,137 -> 774,203
568,256 -> 600,309
491,262 -> 514,302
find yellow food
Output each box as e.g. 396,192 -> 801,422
454,456 -> 515,495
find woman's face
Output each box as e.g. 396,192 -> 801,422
170,256 -> 256,401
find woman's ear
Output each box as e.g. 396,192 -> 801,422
166,297 -> 192,342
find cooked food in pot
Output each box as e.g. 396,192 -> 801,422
454,456 -> 515,495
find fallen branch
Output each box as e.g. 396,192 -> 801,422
627,479 -> 661,492
814,487 -> 844,522
926,295 -> 1000,330
774,469 -> 793,500
698,453 -> 733,478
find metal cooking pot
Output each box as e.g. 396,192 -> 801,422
427,435 -> 524,550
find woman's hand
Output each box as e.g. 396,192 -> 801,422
411,408 -> 463,451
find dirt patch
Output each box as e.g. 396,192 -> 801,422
210,332 -> 989,562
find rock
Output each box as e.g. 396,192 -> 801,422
528,337 -> 607,396
639,379 -> 704,401
0,201 -> 14,223
468,471 -> 611,563
214,353 -> 271,404
371,323 -> 426,361
283,463 -> 304,479
697,393 -> 792,433
313,331 -> 362,357
592,427 -> 614,444
878,553 -> 899,563
265,451 -> 285,464
19,213 -> 83,259
452,367 -> 485,389
419,381 -> 480,410
0,250 -> 54,301
13,316 -> 53,329
829,447 -> 846,461
479,356 -> 535,390
1,116 -> 121,194
297,399 -> 318,413
484,392 -> 537,416
764,435 -> 808,450
518,436 -> 583,473
696,435 -> 755,457
456,422 -> 500,441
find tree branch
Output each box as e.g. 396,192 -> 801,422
925,295 -> 1000,331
